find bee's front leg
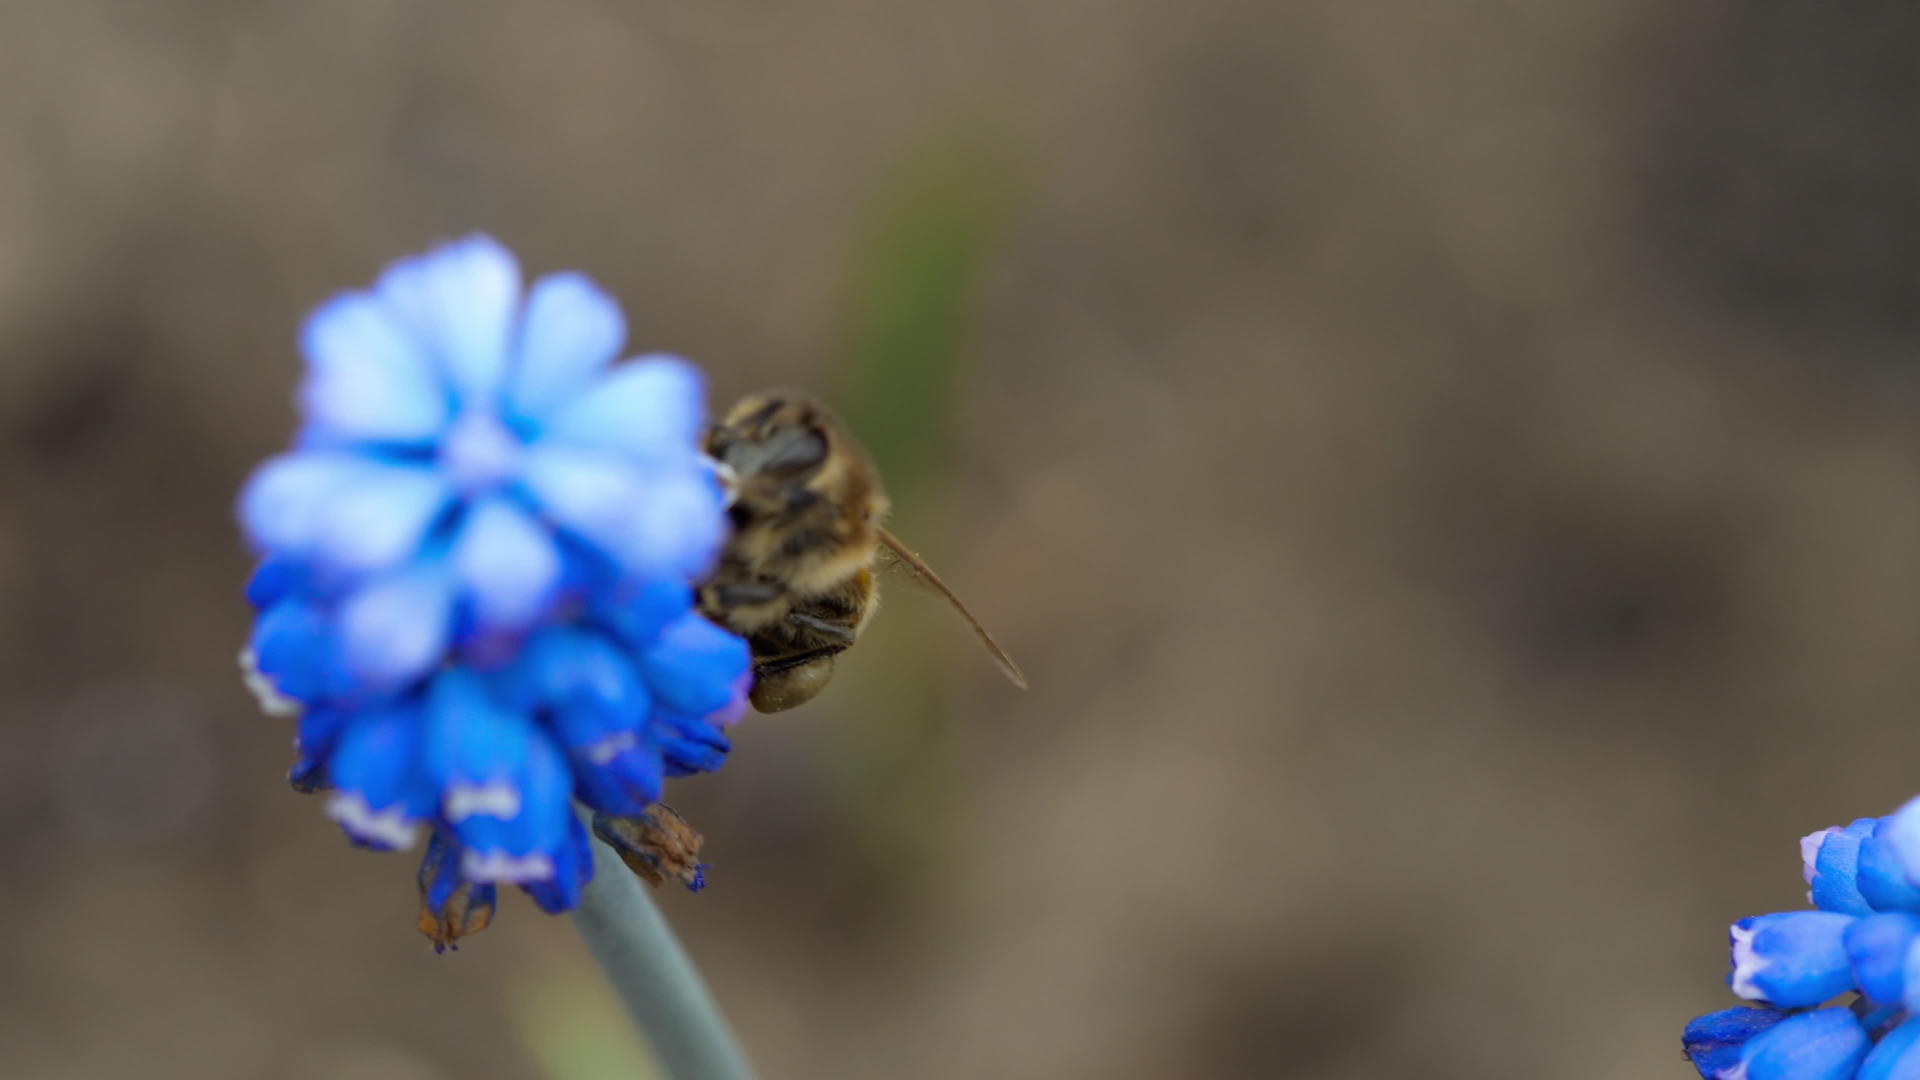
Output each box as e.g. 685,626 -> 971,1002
786,611 -> 856,644
753,643 -> 846,677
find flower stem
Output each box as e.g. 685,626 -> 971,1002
571,819 -> 754,1080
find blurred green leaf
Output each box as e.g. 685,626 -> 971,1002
822,122 -> 1022,888
833,124 -> 1021,507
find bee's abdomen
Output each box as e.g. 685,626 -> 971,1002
728,471 -> 878,591
696,570 -> 789,636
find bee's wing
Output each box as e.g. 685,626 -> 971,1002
876,527 -> 1029,690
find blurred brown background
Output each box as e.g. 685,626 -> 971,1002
2,2 -> 1918,1078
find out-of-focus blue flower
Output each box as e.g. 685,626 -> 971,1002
1844,915 -> 1920,1010
1724,1008 -> 1872,1080
1861,821 -> 1920,914
1687,1007 -> 1794,1077
242,235 -> 727,695
1732,913 -> 1859,1009
1687,799 -> 1920,1077
237,237 -> 750,942
1858,1017 -> 1920,1080
1809,821 -> 1882,918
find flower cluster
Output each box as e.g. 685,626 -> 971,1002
1684,799 -> 1920,1079
238,236 -> 750,946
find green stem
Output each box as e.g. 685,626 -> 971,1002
570,819 -> 754,1080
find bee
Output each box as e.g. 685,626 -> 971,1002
698,391 -> 1028,712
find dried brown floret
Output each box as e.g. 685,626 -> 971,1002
591,804 -> 708,890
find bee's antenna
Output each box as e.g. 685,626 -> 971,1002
876,527 -> 1028,689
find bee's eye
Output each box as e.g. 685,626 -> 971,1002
757,427 -> 827,474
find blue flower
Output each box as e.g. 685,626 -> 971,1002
1687,1007 -> 1794,1077
1687,800 -> 1920,1077
1845,915 -> 1920,1010
237,237 -> 751,941
1859,1018 -> 1920,1080
1724,1008 -> 1872,1080
1732,913 -> 1859,1009
242,236 -> 727,696
1866,808 -> 1920,913
1808,820 -> 1881,918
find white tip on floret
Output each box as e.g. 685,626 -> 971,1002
584,731 -> 639,766
461,848 -> 556,884
1728,922 -> 1766,1001
239,649 -> 302,718
444,781 -> 523,822
1801,829 -> 1830,885
326,790 -> 421,850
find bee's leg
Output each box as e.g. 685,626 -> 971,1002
786,611 -> 857,644
754,643 -> 845,677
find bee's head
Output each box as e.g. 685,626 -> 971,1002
705,392 -> 833,481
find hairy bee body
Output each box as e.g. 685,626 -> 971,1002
698,390 -> 1026,713
699,393 -> 889,711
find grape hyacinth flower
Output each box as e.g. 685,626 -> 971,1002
1684,797 -> 1920,1078
238,236 -> 751,947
